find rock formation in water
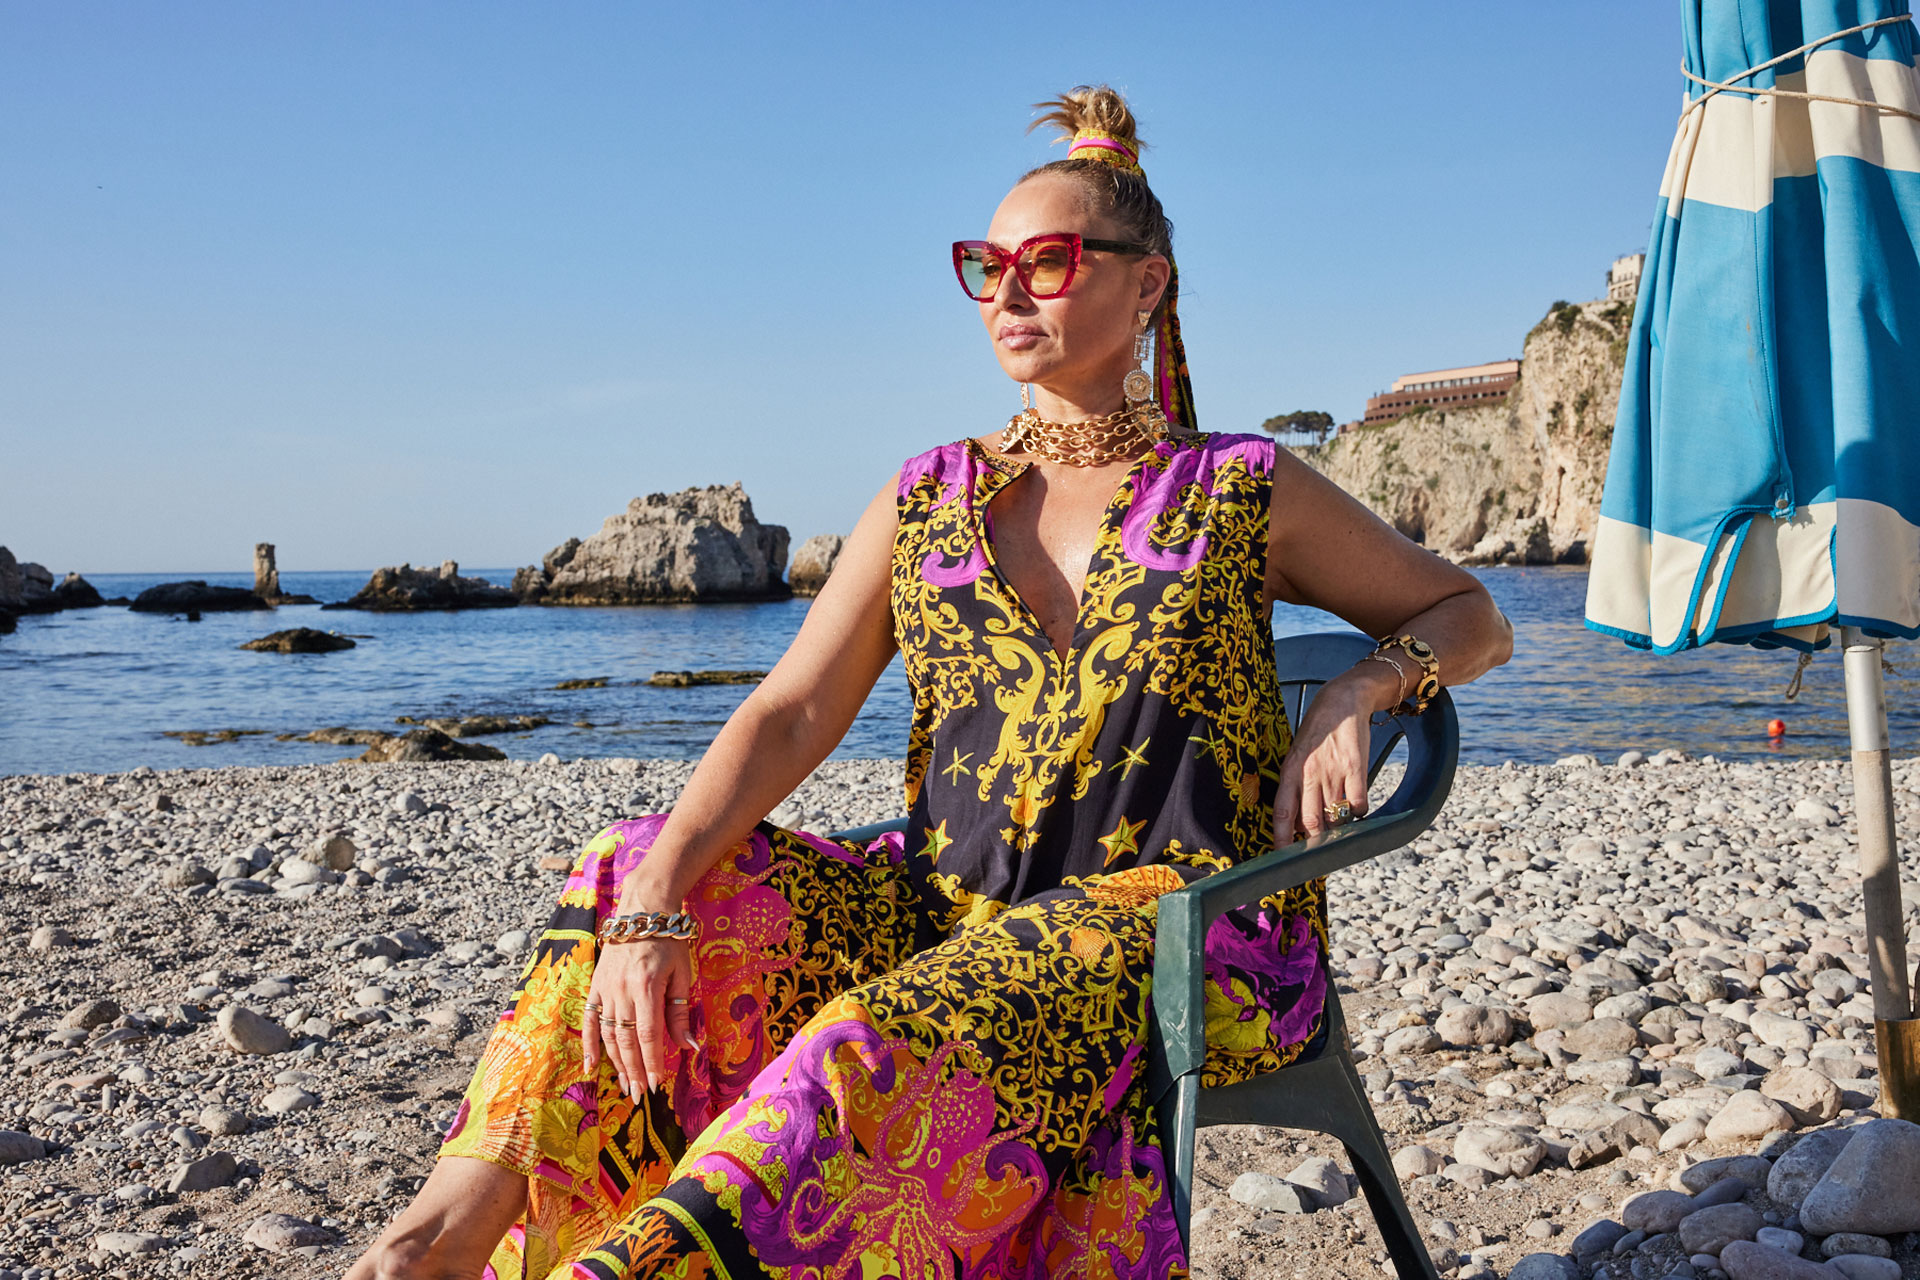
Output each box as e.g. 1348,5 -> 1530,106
1,550 -> 111,630
52,574 -> 104,609
1294,297 -> 1632,565
788,534 -> 845,597
251,543 -> 320,605
254,543 -> 281,600
131,581 -> 272,614
331,561 -> 517,611
515,483 -> 791,605
356,728 -> 506,763
238,628 -> 357,653
0,548 -> 18,633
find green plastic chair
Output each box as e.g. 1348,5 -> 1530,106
829,630 -> 1456,1278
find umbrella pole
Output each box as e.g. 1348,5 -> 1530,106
1839,627 -> 1920,1119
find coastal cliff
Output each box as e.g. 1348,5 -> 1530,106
1295,297 -> 1632,564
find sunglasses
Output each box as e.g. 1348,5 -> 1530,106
951,231 -> 1149,302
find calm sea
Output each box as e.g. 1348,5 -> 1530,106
1,567 -> 1913,777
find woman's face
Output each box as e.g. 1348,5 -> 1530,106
977,173 -> 1169,401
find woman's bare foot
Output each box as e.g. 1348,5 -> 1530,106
344,1156 -> 527,1280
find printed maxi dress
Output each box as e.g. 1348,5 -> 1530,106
439,431 -> 1333,1279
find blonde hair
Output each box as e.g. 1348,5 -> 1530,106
1019,85 -> 1174,287
1028,85 -> 1146,161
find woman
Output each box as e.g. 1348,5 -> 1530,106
349,86 -> 1511,1280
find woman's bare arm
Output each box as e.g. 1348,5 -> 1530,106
1263,448 -> 1513,840
616,473 -> 903,910
588,473 -> 901,1097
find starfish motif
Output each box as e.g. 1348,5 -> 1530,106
1187,726 -> 1228,756
1097,815 -> 1148,868
921,819 -> 953,866
1116,739 -> 1150,781
942,748 -> 974,786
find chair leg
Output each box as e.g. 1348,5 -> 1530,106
1319,1054 -> 1440,1280
1155,1073 -> 1199,1250
1195,1048 -> 1438,1280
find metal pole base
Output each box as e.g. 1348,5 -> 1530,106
1878,1017 -> 1920,1121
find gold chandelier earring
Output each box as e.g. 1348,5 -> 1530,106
1124,310 -> 1154,408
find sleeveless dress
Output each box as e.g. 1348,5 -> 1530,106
438,432 -> 1331,1280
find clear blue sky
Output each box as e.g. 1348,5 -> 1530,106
2,2 -> 1681,575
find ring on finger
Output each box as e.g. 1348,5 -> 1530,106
1323,799 -> 1355,824
667,997 -> 690,1006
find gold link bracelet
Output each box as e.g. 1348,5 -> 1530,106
596,909 -> 698,945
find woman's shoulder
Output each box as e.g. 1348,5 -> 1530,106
894,437 -> 986,502
1159,431 -> 1277,481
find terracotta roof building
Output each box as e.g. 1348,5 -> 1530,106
1361,358 -> 1520,425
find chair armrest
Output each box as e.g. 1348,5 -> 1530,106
1149,691 -> 1457,1092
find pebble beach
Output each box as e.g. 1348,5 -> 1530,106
1,753 -> 1918,1280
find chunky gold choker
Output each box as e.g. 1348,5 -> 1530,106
999,401 -> 1172,467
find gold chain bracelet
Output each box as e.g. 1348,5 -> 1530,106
596,910 -> 698,945
1370,633 -> 1440,719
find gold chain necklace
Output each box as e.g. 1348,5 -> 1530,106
999,401 -> 1173,467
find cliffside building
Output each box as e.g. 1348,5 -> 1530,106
1361,358 -> 1520,425
1607,253 -> 1645,302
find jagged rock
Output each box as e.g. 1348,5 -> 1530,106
1460,516 -> 1554,567
392,714 -> 549,737
130,581 -> 270,613
15,561 -> 54,612
0,546 -> 18,615
238,628 -> 357,653
645,670 -> 768,687
332,561 -> 516,611
789,533 -> 845,596
52,573 -> 104,608
516,483 -> 790,604
248,544 -> 319,605
553,676 -> 609,690
356,728 -> 507,763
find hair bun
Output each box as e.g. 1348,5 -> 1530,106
1030,85 -> 1144,173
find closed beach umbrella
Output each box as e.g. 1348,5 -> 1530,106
1585,0 -> 1920,1116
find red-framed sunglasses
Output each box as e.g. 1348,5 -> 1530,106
951,231 -> 1150,302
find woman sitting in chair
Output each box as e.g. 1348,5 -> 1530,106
349,84 -> 1511,1280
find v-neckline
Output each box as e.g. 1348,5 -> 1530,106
965,437 -> 1161,664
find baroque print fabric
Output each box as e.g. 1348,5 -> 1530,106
441,432 -> 1331,1278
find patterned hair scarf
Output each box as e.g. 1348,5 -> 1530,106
1066,128 -> 1198,432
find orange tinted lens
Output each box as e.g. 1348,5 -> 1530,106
1020,242 -> 1074,295
959,249 -> 1001,299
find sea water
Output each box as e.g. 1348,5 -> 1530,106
1,567 -> 1912,776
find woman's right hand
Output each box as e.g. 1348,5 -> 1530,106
582,934 -> 698,1098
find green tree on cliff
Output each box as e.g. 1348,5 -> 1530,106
1259,410 -> 1334,445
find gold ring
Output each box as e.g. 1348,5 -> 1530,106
598,1014 -> 636,1028
667,998 -> 690,1006
1323,800 -> 1355,824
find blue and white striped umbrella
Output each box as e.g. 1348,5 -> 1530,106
1585,0 -> 1920,655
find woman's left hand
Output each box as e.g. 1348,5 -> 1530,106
1272,666 -> 1393,847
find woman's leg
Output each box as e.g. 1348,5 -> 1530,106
552,863 -> 1331,1279
346,816 -> 927,1280
343,1156 -> 527,1280
552,864 -> 1200,1280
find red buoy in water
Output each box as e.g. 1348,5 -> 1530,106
1767,718 -> 1786,737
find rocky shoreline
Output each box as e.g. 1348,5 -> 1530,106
0,755 -> 1916,1278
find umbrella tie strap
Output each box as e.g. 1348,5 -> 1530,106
1783,650 -> 1813,701
1680,14 -> 1920,125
